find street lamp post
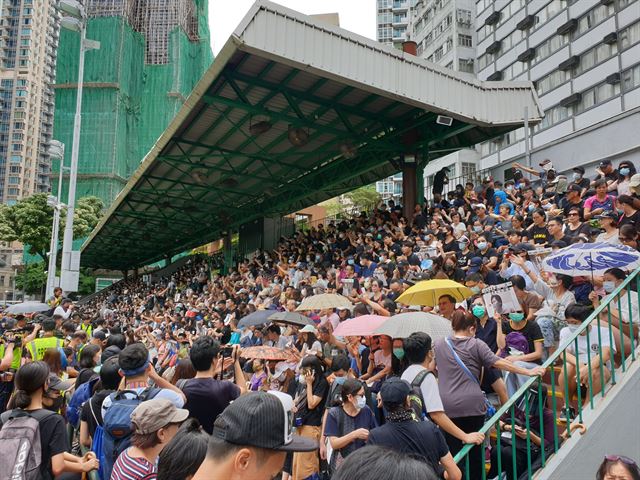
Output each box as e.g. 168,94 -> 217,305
45,141 -> 65,299
58,1 -> 100,292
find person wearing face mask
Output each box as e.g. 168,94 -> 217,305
470,297 -> 497,353
323,378 -> 377,472
475,236 -> 499,270
558,303 -> 615,410
589,268 -> 637,363
1,361 -> 100,478
571,166 -> 590,193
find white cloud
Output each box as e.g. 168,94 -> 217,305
208,0 -> 376,55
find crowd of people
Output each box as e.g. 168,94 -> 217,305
0,158 -> 640,480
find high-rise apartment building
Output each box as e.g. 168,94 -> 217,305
376,0 -> 412,49
0,0 -> 59,302
376,0 -> 481,201
0,0 -> 59,204
475,0 -> 640,177
53,0 -> 213,207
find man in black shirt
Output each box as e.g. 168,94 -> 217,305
80,356 -> 120,446
593,159 -> 618,195
432,167 -> 449,196
367,378 -> 461,480
618,195 -> 640,232
571,166 -> 590,194
560,184 -> 584,219
547,216 -> 569,245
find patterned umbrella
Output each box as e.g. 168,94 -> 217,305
541,242 -> 640,276
373,312 -> 452,340
240,346 -> 301,363
295,293 -> 352,311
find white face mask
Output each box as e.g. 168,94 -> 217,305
355,395 -> 367,410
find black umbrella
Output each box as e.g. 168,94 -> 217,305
268,311 -> 313,327
237,309 -> 276,329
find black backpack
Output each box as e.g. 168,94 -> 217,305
408,369 -> 434,422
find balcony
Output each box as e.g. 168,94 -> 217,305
556,18 -> 578,35
517,14 -> 536,30
485,11 -> 501,26
558,55 -> 580,71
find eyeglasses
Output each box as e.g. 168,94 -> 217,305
604,455 -> 638,467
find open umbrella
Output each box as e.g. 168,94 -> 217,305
541,242 -> 640,276
332,315 -> 388,337
240,346 -> 301,363
268,311 -> 313,327
237,310 -> 275,329
373,312 -> 452,340
396,279 -> 473,307
296,294 -> 352,311
5,301 -> 50,315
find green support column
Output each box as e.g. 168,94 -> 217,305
223,231 -> 233,275
417,159 -> 425,207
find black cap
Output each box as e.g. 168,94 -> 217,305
600,159 -> 612,167
596,211 -> 618,221
212,391 -> 317,452
380,377 -> 411,404
512,242 -> 534,253
567,183 -> 582,193
572,166 -> 585,174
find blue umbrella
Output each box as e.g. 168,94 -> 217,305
541,242 -> 640,276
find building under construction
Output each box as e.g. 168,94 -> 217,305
52,0 -> 213,206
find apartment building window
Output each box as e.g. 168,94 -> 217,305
378,0 -> 392,7
501,28 -> 524,53
617,0 -> 635,8
536,69 -> 569,95
433,45 -> 444,61
477,52 -> 494,71
11,144 -> 21,152
458,34 -> 472,47
575,82 -> 620,114
477,23 -> 493,43
503,60 -> 524,79
532,0 -> 565,28
572,4 -> 614,39
575,42 -> 617,76
458,58 -> 474,73
8,177 -> 19,185
497,0 -> 525,27
21,28 -> 30,36
10,155 -> 21,163
533,33 -> 567,65
7,188 -> 19,196
378,26 -> 392,39
378,12 -> 392,23
622,63 -> 640,92
393,27 -> 406,39
538,104 -> 571,130
620,21 -> 640,51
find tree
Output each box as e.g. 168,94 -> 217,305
344,185 -> 381,212
15,262 -> 46,296
0,193 -> 104,263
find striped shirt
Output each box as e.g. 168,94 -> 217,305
110,449 -> 157,480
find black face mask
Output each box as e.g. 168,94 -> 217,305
44,393 -> 64,412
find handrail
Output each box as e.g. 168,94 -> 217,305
453,265 -> 640,479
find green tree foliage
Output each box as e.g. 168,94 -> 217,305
0,193 -> 104,262
79,268 -> 96,295
345,185 -> 381,212
15,262 -> 46,296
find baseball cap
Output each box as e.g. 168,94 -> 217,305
380,377 -> 411,404
468,257 -> 484,274
572,166 -> 585,174
131,398 -> 189,434
512,242 -> 534,253
92,330 -> 107,341
299,324 -> 316,333
567,183 -> 582,193
596,211 -> 618,221
212,391 -> 317,452
48,373 -> 74,392
599,159 -> 612,167
473,203 -> 486,210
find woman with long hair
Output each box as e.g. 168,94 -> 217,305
2,361 -> 99,478
157,418 -> 209,480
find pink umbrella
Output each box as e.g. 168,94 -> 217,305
333,315 -> 388,337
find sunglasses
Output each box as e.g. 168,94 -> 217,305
605,455 -> 637,467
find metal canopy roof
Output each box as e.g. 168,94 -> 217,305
81,0 -> 543,270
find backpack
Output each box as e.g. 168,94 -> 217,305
88,398 -> 107,480
0,408 -> 56,480
102,388 -> 160,480
500,332 -> 530,358
408,369 -> 433,422
326,380 -> 345,409
67,375 -> 100,429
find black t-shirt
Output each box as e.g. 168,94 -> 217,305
406,253 -> 421,266
619,210 -> 640,231
564,222 -> 591,238
182,377 -> 241,434
526,225 -> 550,245
478,247 -> 498,263
295,378 -> 328,427
561,199 -> 584,219
80,390 -> 112,437
501,320 -> 544,364
0,409 -> 68,480
457,249 -> 475,269
367,419 -> 449,475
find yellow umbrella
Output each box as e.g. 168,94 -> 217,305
396,279 -> 473,307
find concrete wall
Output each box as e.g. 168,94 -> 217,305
538,359 -> 640,480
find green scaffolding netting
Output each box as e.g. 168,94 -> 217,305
52,1 -> 213,208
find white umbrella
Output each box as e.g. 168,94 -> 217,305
372,312 -> 452,340
5,301 -> 50,315
541,242 -> 640,276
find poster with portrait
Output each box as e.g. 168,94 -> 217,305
482,282 -> 520,318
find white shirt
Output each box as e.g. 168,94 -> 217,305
101,387 -> 184,418
53,305 -> 71,320
401,364 -> 444,413
559,326 -> 616,370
